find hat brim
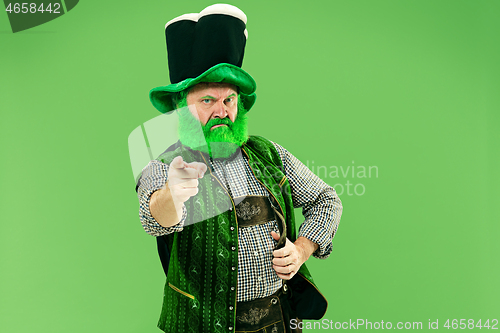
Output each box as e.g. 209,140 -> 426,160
150,63 -> 256,114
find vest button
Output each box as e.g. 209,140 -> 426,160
231,287 -> 235,291
231,246 -> 236,251
231,266 -> 236,271
229,306 -> 234,310
229,327 -> 233,331
230,227 -> 235,231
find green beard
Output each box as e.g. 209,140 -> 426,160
177,98 -> 249,159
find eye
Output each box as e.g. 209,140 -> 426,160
225,97 -> 234,104
202,98 -> 212,104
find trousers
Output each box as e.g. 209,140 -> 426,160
235,284 -> 302,333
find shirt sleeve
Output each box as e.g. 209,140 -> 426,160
136,160 -> 186,236
271,142 -> 343,259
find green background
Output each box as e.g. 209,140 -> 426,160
1,0 -> 499,332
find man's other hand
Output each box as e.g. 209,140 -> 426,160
271,231 -> 319,280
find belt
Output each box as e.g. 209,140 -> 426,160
235,284 -> 290,333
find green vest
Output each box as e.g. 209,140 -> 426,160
155,136 -> 327,333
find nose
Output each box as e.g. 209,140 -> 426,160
212,99 -> 228,119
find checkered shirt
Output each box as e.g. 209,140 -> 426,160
137,141 -> 342,302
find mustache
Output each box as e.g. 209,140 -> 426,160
204,117 -> 233,129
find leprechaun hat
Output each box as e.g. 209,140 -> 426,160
149,4 -> 256,114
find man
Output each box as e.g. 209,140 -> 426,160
136,4 -> 342,333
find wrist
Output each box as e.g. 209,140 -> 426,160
294,236 -> 319,262
150,186 -> 184,227
164,181 -> 185,213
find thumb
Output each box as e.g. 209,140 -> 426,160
271,231 -> 280,241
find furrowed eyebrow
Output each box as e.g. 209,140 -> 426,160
200,95 -> 216,100
227,93 -> 236,98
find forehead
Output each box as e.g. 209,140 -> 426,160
187,82 -> 238,97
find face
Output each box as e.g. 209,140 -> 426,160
177,82 -> 248,158
186,83 -> 238,128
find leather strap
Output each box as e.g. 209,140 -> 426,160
234,196 -> 287,250
235,196 -> 275,227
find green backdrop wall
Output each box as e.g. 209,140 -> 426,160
1,1 -> 499,332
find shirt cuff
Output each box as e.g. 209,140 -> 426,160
139,188 -> 186,236
172,204 -> 187,230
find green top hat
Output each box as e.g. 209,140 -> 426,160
150,4 -> 257,114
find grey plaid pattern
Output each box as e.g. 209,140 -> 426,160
274,143 -> 342,260
136,141 -> 342,302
